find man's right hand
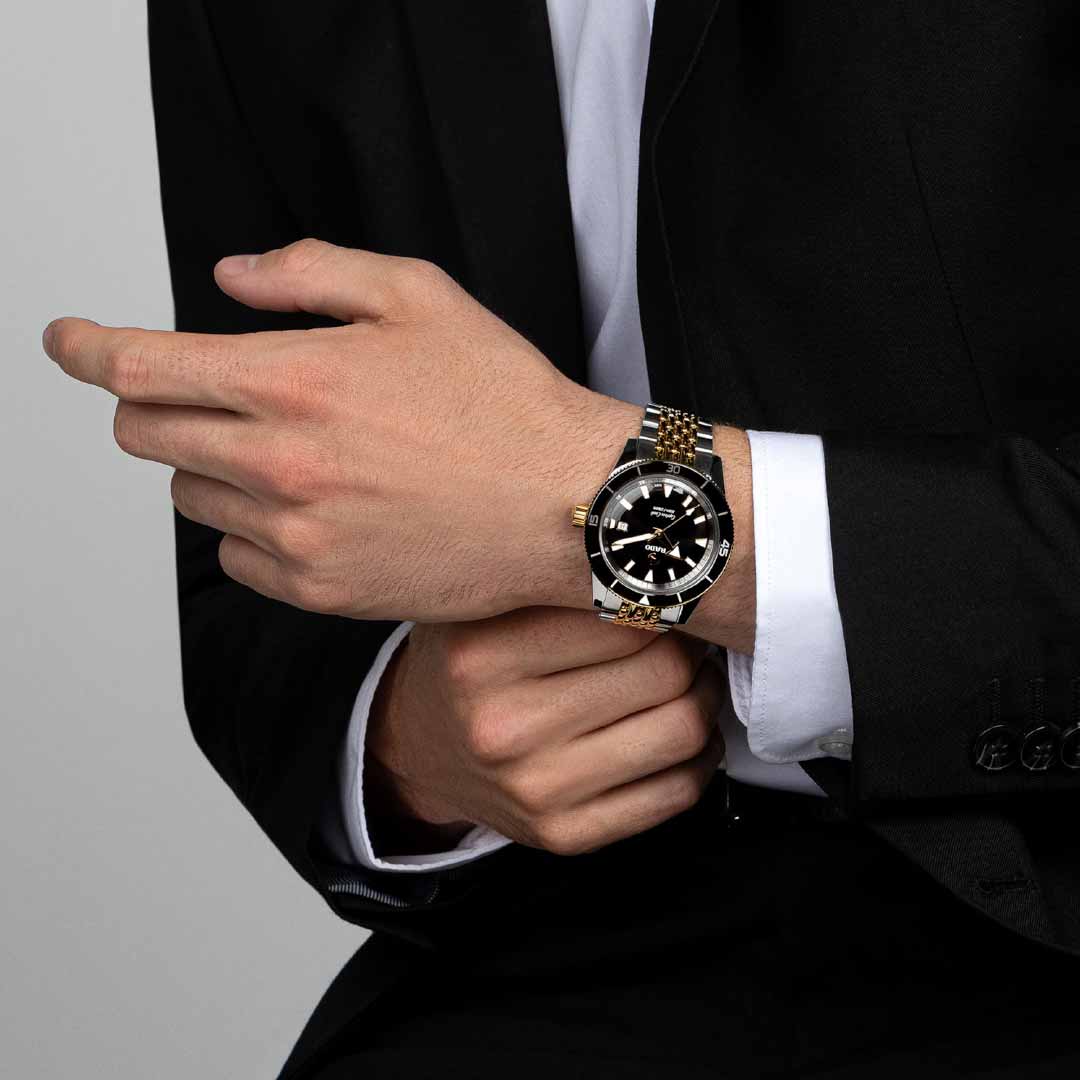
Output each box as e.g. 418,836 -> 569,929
363,608 -> 727,857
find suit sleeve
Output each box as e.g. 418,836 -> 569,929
819,427 -> 1080,809
147,0 -> 498,945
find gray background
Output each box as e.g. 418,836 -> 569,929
1,4 -> 364,1076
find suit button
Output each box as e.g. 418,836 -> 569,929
973,724 -> 1020,772
1062,726 -> 1080,771
1020,724 -> 1060,772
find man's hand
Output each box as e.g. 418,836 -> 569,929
364,608 -> 727,856
41,238 -> 754,648
42,239 -> 636,621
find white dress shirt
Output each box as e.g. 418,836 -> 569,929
330,0 -> 854,872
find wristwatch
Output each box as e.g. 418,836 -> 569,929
571,403 -> 734,632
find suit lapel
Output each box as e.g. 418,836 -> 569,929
401,0 -> 586,384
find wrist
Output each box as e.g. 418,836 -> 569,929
365,637 -> 476,853
532,388 -> 642,612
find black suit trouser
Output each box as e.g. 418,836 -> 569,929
307,775 -> 1080,1078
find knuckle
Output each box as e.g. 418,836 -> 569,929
272,353 -> 338,417
531,816 -> 590,857
277,237 -> 332,275
462,703 -> 522,765
664,770 -> 707,817
652,637 -> 698,696
290,572 -> 346,616
270,512 -> 321,563
105,338 -> 152,399
216,533 -> 246,581
263,445 -> 322,502
504,770 -> 556,817
391,257 -> 452,305
169,469 -> 192,512
112,400 -> 144,454
442,632 -> 487,691
666,696 -> 713,760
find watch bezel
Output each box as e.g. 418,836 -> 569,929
583,458 -> 733,609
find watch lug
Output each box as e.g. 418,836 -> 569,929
709,454 -> 726,493
592,580 -> 609,608
613,438 -> 638,471
678,596 -> 703,623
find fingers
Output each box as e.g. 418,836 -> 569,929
530,632 -> 712,742
443,606 -> 658,682
552,660 -> 728,803
170,470 -> 273,552
213,238 -> 435,324
521,732 -> 726,857
216,533 -> 334,614
112,401 -> 269,493
43,317 -> 274,413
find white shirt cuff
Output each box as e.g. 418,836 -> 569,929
336,621 -> 513,872
726,430 -> 854,764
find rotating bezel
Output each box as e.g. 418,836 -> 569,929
582,458 -> 733,609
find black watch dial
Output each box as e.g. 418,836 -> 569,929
595,467 -> 729,601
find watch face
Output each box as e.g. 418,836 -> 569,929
583,461 -> 733,608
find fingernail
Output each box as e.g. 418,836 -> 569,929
42,320 -> 57,353
217,254 -> 259,276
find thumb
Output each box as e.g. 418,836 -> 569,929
213,238 -> 398,324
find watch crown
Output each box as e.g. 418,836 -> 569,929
571,503 -> 589,528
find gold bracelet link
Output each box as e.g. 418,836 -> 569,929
652,405 -> 701,466
610,600 -> 665,631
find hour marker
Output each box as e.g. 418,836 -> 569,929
640,484 -> 650,500
624,560 -> 635,571
693,514 -> 707,525
667,568 -> 676,581
695,538 -> 708,548
617,521 -> 628,532
644,569 -> 654,583
684,556 -> 697,567
668,544 -> 680,558
620,497 -> 633,511
682,495 -> 694,508
663,483 -> 672,498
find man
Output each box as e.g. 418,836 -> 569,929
43,0 -> 1080,1076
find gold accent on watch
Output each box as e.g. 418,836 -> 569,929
611,600 -> 664,631
653,405 -> 699,466
570,503 -> 589,528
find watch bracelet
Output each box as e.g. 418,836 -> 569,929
637,402 -> 715,472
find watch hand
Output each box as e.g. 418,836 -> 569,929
652,511 -> 693,541
610,532 -> 656,549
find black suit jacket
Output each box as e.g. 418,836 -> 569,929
148,0 -> 1080,1074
